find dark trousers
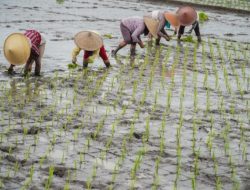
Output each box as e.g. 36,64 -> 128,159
178,21 -> 201,37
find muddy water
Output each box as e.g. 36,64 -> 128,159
0,0 -> 250,190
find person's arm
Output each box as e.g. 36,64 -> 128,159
34,58 -> 41,76
157,17 -> 166,37
157,19 -> 170,41
72,47 -> 81,63
131,24 -> 145,44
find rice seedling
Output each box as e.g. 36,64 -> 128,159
45,165 -> 55,190
130,147 -> 145,189
142,116 -> 150,143
161,46 -> 172,89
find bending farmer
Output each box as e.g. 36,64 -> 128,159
4,30 -> 46,76
72,31 -> 110,68
176,6 -> 202,42
145,10 -> 179,45
112,16 -> 149,56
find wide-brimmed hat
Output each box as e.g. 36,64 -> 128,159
143,16 -> 159,38
176,6 -> 197,26
4,33 -> 31,65
164,12 -> 180,28
74,31 -> 103,51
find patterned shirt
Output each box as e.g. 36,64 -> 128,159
24,30 -> 41,55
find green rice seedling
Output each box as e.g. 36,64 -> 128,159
159,134 -> 165,156
152,156 -> 161,187
198,11 -> 209,23
152,90 -> 158,112
130,148 -> 145,188
161,46 -> 172,88
132,80 -> 138,100
45,165 -> 54,190
192,118 -> 197,152
205,88 -> 211,115
13,161 -> 20,175
63,170 -> 71,190
181,35 -> 195,43
23,146 -> 31,163
21,165 -> 34,190
142,116 -> 150,143
86,176 -> 92,190
215,176 -> 222,190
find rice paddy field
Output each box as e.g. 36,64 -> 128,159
0,0 -> 249,190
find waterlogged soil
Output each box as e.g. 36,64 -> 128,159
0,0 -> 250,190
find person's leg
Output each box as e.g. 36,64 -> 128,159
99,46 -> 110,67
112,40 -> 127,56
34,58 -> 41,76
83,60 -> 88,68
38,43 -> 45,63
130,43 -> 136,56
156,37 -> 161,45
112,22 -> 131,56
34,43 -> 45,76
194,22 -> 201,42
8,64 -> 15,74
24,54 -> 35,75
83,50 -> 92,68
177,25 -> 185,40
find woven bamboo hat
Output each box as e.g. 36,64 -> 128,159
176,6 -> 197,26
143,16 -> 159,38
74,31 -> 103,51
4,33 -> 31,65
164,12 -> 180,28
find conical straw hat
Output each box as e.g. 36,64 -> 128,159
164,12 -> 180,28
176,6 -> 197,26
4,33 -> 31,65
143,16 -> 159,38
74,31 -> 103,51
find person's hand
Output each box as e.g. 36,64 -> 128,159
8,68 -> 14,75
7,65 -> 15,75
139,42 -> 145,48
165,35 -> 171,41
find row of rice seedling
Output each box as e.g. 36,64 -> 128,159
0,67 -> 113,188
1,34 -> 249,189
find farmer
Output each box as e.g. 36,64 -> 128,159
72,31 -> 110,68
144,10 -> 180,45
176,6 -> 202,42
112,16 -> 149,56
5,30 -> 46,76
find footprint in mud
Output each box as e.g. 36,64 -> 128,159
133,132 -> 143,139
0,145 -> 17,153
53,166 -> 68,177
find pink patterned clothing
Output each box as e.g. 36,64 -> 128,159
24,30 -> 41,56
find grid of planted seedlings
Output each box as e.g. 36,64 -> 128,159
170,0 -> 250,11
0,38 -> 249,189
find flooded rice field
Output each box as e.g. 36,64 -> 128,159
0,0 -> 249,189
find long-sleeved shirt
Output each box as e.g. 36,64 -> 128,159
121,17 -> 145,43
72,46 -> 105,63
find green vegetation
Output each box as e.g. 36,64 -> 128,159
0,38 -> 249,189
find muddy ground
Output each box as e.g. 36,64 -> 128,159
0,0 -> 249,190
